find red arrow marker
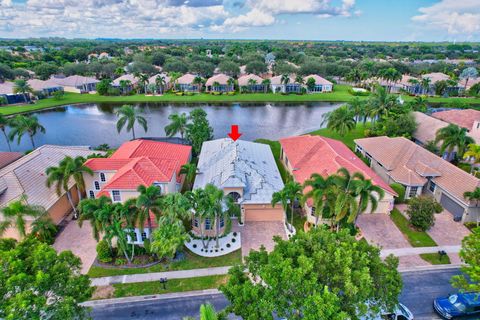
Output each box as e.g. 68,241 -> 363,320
228,125 -> 242,141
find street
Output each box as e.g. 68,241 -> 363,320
90,268 -> 462,319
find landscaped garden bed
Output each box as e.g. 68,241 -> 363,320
184,231 -> 241,257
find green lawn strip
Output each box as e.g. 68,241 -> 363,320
110,274 -> 228,299
87,248 -> 241,278
419,253 -> 451,265
390,208 -> 437,247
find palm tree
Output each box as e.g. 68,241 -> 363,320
367,85 -> 398,121
227,78 -> 235,92
180,163 -> 197,190
116,105 -> 148,140
164,112 -> 188,139
185,188 -> 209,248
155,75 -> 166,94
322,105 -> 356,136
104,216 -> 132,263
464,188 -> 480,226
435,124 -> 474,159
193,76 -> 203,92
203,184 -> 225,248
349,172 -> 384,225
160,193 -> 191,224
30,216 -> 57,244
212,81 -> 220,92
303,173 -> 336,227
295,75 -> 304,87
0,196 -> 46,239
284,181 -> 303,231
170,72 -> 182,91
200,304 -> 219,320
463,144 -> 480,174
0,114 -> 12,151
346,97 -> 366,124
136,185 -> 162,233
280,74 -> 290,92
64,156 -> 93,200
78,196 -> 113,241
119,79 -> 131,95
137,73 -> 149,94
13,79 -> 33,102
261,78 -> 271,93
8,115 -> 45,149
409,96 -> 428,112
46,157 -> 80,218
421,77 -> 431,95
247,78 -> 256,93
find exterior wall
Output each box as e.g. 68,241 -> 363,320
127,228 -> 152,245
62,86 -> 82,93
48,186 -> 80,224
243,203 -> 285,222
191,217 -> 226,237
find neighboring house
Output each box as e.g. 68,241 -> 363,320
84,139 -> 192,244
205,74 -> 234,92
112,74 -> 139,92
27,79 -> 63,96
432,109 -> 480,144
237,74 -> 265,92
148,73 -> 171,93
355,136 -> 480,222
0,145 -> 98,240
412,112 -> 456,160
176,73 -> 201,92
459,77 -> 480,91
279,135 -> 396,225
51,75 -> 99,93
303,74 -> 333,93
422,72 -> 459,95
270,75 -> 301,93
0,152 -> 22,169
98,52 -> 111,60
193,139 -> 285,236
0,81 -> 29,104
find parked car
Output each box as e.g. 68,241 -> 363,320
434,292 -> 480,319
359,303 -> 414,320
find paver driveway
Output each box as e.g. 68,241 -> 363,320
234,221 -> 287,257
427,210 -> 471,246
53,216 -> 97,274
357,213 -> 411,249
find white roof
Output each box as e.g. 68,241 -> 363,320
0,145 -> 100,217
112,74 -> 139,86
194,139 -> 284,204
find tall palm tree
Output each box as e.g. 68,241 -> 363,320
136,73 -> 149,94
261,78 -> 271,93
160,193 -> 191,224
421,77 -> 431,95
116,105 -> 148,140
350,172 -> 384,225
227,78 -> 235,92
280,74 -> 290,92
295,75 -> 304,86
203,184 -> 225,248
104,216 -> 132,263
13,79 -> 33,102
322,105 -> 356,136
64,156 -> 93,200
170,72 -> 182,91
0,114 -> 12,151
284,181 -> 303,231
464,188 -> 480,226
212,81 -> 220,92
463,144 -> 480,174
185,188 -> 209,248
155,75 -> 166,94
367,85 -> 398,121
247,78 -> 256,93
119,79 -> 131,95
136,185 -> 162,233
346,97 -> 366,124
8,115 -> 45,149
0,196 -> 46,239
46,157 -> 80,218
435,124 -> 474,159
193,76 -> 203,92
180,163 -> 197,190
30,216 -> 57,244
164,112 -> 188,139
303,173 -> 336,227
78,196 -> 113,241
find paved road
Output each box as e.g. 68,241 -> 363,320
90,268 -> 461,319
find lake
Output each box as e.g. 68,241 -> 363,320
1,102 -> 342,151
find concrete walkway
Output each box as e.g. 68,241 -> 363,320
381,245 -> 461,258
91,266 -> 231,287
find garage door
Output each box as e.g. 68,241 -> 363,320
440,194 -> 464,219
244,208 -> 284,222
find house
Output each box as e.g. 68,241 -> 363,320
148,73 -> 171,93
0,81 -> 29,104
112,74 -> 139,92
84,139 -> 192,243
0,152 -> 22,169
269,75 -> 301,93
431,109 -> 480,144
205,74 -> 234,92
459,78 -> 480,91
51,75 -> 99,93
421,72 -> 459,95
193,139 -> 285,236
176,73 -> 201,92
303,74 -> 333,93
355,136 -> 480,222
0,145 -> 99,240
279,135 -> 396,225
237,74 -> 265,92
27,79 -> 63,97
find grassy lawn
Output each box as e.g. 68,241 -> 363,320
111,275 -> 228,298
3,85 -> 480,116
309,123 -> 368,149
419,253 -> 451,265
287,210 -> 307,234
87,249 -> 241,278
390,208 -> 437,247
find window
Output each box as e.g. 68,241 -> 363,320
311,207 -> 316,216
89,190 -> 95,199
153,183 -> 163,193
205,218 -> 212,230
131,232 -> 138,242
228,192 -> 241,203
94,181 -> 100,190
193,217 -> 199,228
409,186 -> 418,198
112,190 -> 121,202
429,181 -> 436,193
220,216 -> 225,228
100,172 -> 106,182
141,232 -> 147,241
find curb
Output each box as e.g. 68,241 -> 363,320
399,264 -> 462,273
81,289 -> 222,307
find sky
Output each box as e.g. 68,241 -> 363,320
0,0 -> 479,41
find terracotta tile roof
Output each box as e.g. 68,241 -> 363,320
205,73 -> 232,86
0,152 -> 22,169
176,73 -> 197,85
279,135 -> 396,206
354,136 -> 480,205
0,81 -> 14,95
237,74 -> 264,86
431,109 -> 480,130
303,74 -> 332,85
413,111 -> 448,144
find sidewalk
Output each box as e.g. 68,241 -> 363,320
380,245 -> 461,258
91,266 -> 231,286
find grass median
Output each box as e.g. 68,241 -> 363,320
390,208 -> 437,247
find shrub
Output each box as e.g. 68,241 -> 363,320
114,258 -> 127,266
406,196 -> 439,231
52,90 -> 64,100
143,239 -> 151,254
390,183 -> 406,204
96,240 -> 112,263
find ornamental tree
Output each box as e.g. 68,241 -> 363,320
406,195 -> 442,231
0,237 -> 93,320
452,227 -> 480,292
220,227 -> 402,320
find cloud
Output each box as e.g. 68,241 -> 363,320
412,0 -> 480,36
